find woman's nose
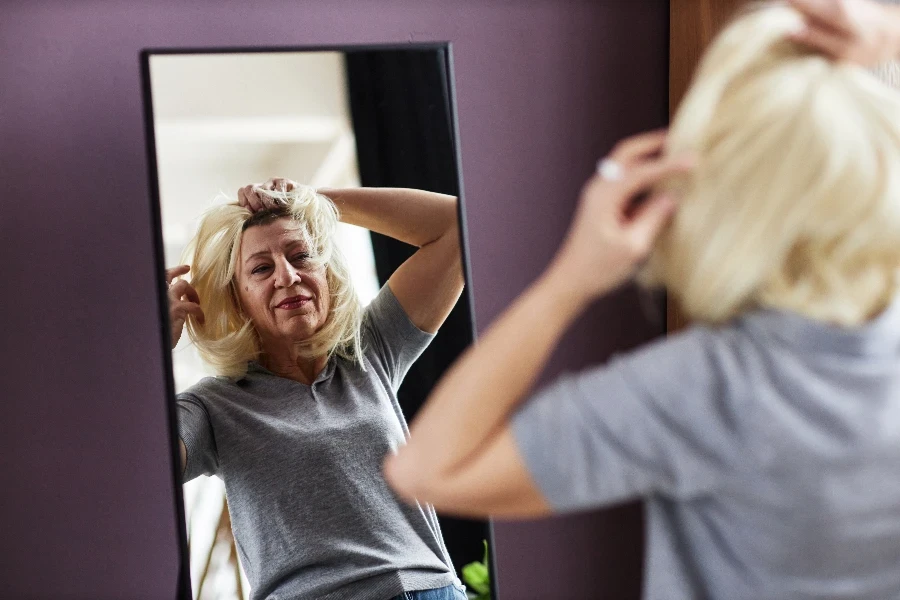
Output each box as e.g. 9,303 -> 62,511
273,256 -> 301,288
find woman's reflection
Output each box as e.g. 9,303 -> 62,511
166,179 -> 467,600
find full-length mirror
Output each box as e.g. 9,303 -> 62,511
142,46 -> 492,600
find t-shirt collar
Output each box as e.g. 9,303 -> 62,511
740,296 -> 900,357
247,357 -> 336,385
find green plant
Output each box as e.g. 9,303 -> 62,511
461,539 -> 491,600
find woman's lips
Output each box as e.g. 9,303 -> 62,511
276,296 -> 311,310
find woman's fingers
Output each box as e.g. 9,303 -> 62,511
239,184 -> 262,211
170,301 -> 205,348
165,265 -> 190,285
240,178 -> 299,213
609,129 -> 668,167
581,154 -> 692,258
615,154 -> 695,209
790,25 -> 850,58
606,157 -> 691,255
252,186 -> 277,210
167,278 -> 204,325
250,188 -> 264,212
171,301 -> 206,325
787,0 -> 854,59
253,179 -> 287,210
787,0 -> 899,65
788,0 -> 859,37
626,193 -> 678,251
168,278 -> 200,306
788,0 -> 854,34
262,177 -> 297,192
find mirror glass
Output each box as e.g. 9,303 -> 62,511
144,47 -> 491,600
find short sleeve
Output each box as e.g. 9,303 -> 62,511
511,326 -> 745,513
176,392 -> 219,483
363,282 -> 436,390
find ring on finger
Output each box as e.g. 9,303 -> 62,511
597,158 -> 625,181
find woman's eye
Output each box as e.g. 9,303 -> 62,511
251,265 -> 271,275
292,253 -> 310,263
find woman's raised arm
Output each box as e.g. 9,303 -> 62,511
382,132 -> 694,517
321,186 -> 463,334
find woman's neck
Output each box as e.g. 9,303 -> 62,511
260,349 -> 329,385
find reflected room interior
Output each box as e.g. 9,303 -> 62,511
145,47 -> 492,600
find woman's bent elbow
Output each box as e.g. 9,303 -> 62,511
383,453 -> 434,505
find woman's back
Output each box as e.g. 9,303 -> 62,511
513,297 -> 900,599
653,301 -> 900,599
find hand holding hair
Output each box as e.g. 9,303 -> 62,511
787,0 -> 900,65
237,177 -> 302,212
166,264 -> 205,349
556,129 -> 695,300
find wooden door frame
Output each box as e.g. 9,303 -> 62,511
667,0 -> 747,332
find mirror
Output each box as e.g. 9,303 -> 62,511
142,46 -> 493,600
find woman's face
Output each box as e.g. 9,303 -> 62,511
234,217 -> 330,349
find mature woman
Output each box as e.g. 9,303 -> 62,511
167,181 -> 467,600
386,2 -> 900,599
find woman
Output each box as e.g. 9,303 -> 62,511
167,181 -> 467,600
386,2 -> 900,599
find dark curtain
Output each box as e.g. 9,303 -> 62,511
345,49 -> 488,580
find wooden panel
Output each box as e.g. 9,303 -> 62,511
669,0 -> 748,119
667,0 -> 747,332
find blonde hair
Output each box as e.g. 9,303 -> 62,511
642,1 -> 900,326
871,59 -> 900,90
183,186 -> 364,378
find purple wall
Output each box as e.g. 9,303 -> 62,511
0,1 -> 668,598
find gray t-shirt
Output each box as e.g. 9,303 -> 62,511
513,298 -> 900,599
177,284 -> 459,600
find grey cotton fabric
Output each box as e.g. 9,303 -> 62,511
512,298 -> 900,600
177,284 -> 459,600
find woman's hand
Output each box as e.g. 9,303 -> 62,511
553,129 -> 694,300
237,177 -> 298,213
166,265 -> 205,349
788,0 -> 900,65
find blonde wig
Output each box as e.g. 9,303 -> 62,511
183,185 -> 364,378
642,2 -> 900,326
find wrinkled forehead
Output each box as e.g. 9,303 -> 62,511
239,217 -> 310,258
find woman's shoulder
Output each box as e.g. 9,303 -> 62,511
364,283 -> 430,333
604,318 -> 760,401
617,320 -> 736,364
176,374 -> 244,403
362,284 -> 432,344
